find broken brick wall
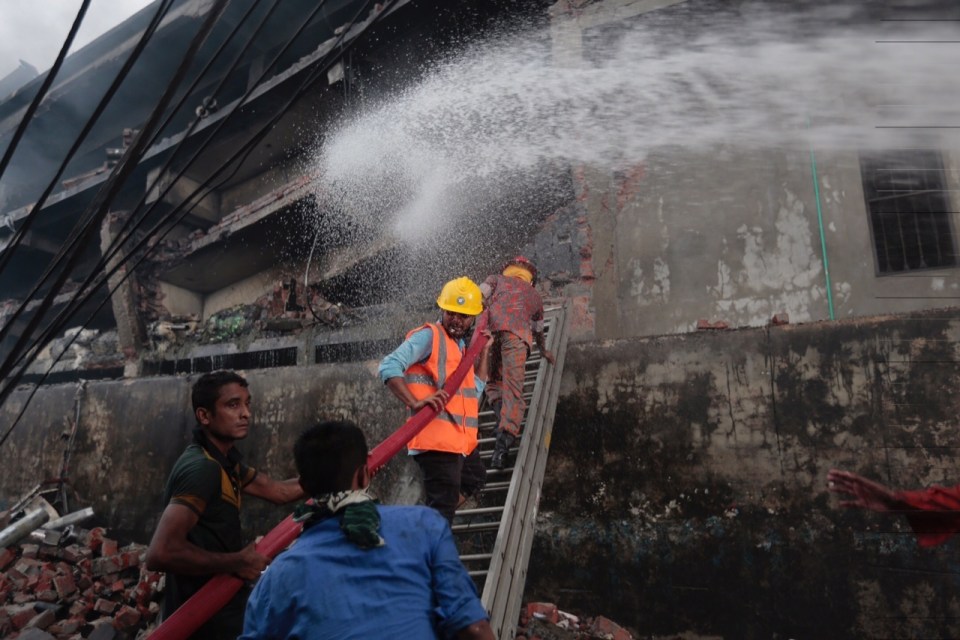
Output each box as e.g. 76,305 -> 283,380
527,307 -> 960,639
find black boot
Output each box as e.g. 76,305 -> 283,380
490,430 -> 516,470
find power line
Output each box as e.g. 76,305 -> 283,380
0,0 -> 388,448
0,0 -> 233,424
0,0 -> 91,182
0,0 -> 178,335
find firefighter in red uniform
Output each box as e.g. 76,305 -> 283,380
378,277 -> 492,524
481,256 -> 555,470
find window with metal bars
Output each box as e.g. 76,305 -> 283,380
860,150 -> 957,274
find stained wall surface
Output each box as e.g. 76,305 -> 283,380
3,310 -> 960,637
527,308 -> 960,639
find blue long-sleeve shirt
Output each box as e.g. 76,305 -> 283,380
240,505 -> 488,640
378,327 -> 486,395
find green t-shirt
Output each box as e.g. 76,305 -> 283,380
161,436 -> 257,637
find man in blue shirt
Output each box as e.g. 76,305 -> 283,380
240,421 -> 493,640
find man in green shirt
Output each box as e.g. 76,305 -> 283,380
146,370 -> 304,640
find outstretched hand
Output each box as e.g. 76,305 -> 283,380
827,469 -> 898,513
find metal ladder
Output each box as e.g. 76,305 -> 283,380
452,300 -> 570,640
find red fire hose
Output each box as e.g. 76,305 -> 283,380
150,315 -> 490,639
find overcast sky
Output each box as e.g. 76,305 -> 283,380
0,0 -> 155,79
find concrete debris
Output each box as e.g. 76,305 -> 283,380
517,602 -> 633,640
34,329 -> 123,372
0,522 -> 162,639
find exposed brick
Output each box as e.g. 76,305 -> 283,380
100,538 -> 118,558
5,603 -> 39,629
48,617 -> 83,635
113,604 -> 141,630
52,572 -> 77,600
67,600 -> 91,618
93,598 -> 117,615
90,556 -> 123,577
526,602 -> 560,625
58,545 -> 85,564
0,547 -> 16,570
15,558 -> 42,575
24,608 -> 56,630
590,615 -> 633,640
35,590 -> 58,603
771,312 -> 790,326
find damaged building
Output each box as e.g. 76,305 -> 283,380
2,0 -> 960,638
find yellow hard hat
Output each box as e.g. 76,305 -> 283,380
437,277 -> 483,316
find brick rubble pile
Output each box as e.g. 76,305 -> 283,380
519,602 -> 634,640
0,526 -> 162,639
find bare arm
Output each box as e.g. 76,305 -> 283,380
457,620 -> 495,640
145,503 -> 268,580
474,330 -> 493,383
534,330 -> 555,365
385,376 -> 448,412
827,469 -> 909,513
243,473 -> 305,504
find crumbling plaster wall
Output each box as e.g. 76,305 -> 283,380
527,308 -> 960,639
572,137 -> 960,342
551,0 -> 960,342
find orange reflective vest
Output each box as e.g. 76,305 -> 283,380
404,323 -> 480,455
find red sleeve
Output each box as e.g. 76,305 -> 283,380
895,485 -> 960,548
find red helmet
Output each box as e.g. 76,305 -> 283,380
503,255 -> 537,284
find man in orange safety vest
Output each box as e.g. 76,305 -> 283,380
378,277 -> 492,524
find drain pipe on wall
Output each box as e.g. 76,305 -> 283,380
808,123 -> 836,321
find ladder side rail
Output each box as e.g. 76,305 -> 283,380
495,302 -> 571,640
479,316 -> 553,611
483,304 -> 568,637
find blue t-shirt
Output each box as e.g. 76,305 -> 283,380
240,505 -> 488,640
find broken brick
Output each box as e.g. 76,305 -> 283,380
100,538 -> 118,558
771,312 -> 790,326
48,617 -> 83,635
526,602 -> 560,625
113,604 -> 141,630
0,547 -> 16,570
590,615 -> 633,640
93,598 -> 117,615
21,544 -> 39,559
696,319 -> 729,330
5,603 -> 39,629
53,572 -> 77,600
24,608 -> 56,630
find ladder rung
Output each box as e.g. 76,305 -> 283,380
452,521 -> 502,533
459,553 -> 493,562
456,505 -> 504,517
483,481 -> 511,490
468,570 -> 489,577
478,447 -> 518,460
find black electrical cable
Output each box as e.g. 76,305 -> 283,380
0,0 -> 91,182
1,0 -> 341,387
4,0 -> 323,370
0,0 -> 177,336
33,0 -> 376,351
0,0 -> 387,440
0,0 -> 232,410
